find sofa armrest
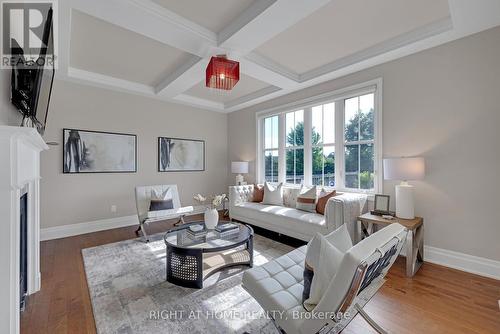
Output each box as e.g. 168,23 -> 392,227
229,185 -> 255,209
324,193 -> 368,240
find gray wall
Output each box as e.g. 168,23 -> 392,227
41,80 -> 228,228
0,70 -> 22,125
228,26 -> 500,261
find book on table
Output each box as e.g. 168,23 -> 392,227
215,223 -> 238,233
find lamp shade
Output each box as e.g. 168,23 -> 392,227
383,157 -> 425,181
231,161 -> 248,174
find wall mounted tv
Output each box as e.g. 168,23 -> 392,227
11,7 -> 55,135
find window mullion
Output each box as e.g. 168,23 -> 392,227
303,107 -> 312,186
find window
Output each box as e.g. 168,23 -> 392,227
312,103 -> 335,187
344,94 -> 375,190
285,110 -> 304,184
263,115 -> 279,182
258,80 -> 381,193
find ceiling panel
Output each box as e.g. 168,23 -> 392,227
255,0 -> 450,74
185,74 -> 271,103
151,0 -> 255,33
70,10 -> 192,86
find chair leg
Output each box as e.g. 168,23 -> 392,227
136,222 -> 149,243
173,214 -> 186,227
354,303 -> 388,334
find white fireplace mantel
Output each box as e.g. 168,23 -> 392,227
0,126 -> 48,334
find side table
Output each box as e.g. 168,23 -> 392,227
357,213 -> 424,277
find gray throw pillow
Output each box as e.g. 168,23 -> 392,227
149,199 -> 174,211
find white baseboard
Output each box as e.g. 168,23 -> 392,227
40,215 -> 139,241
40,206 -> 210,241
398,242 -> 499,280
424,246 -> 500,280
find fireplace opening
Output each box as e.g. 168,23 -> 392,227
20,192 -> 28,311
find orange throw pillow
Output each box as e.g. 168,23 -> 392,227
316,190 -> 337,215
252,184 -> 264,203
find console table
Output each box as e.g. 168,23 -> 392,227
357,213 -> 424,277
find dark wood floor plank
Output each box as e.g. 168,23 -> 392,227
21,216 -> 500,334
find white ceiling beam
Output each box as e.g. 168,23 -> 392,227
155,56 -> 204,97
218,0 -> 331,54
241,53 -> 298,89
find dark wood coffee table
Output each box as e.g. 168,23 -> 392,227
164,221 -> 253,289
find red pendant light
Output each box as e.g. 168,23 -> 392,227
206,55 -> 239,90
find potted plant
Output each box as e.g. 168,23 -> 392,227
193,193 -> 227,229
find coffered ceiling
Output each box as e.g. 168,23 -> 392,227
58,0 -> 500,113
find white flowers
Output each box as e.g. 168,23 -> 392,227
193,193 -> 227,209
193,194 -> 207,203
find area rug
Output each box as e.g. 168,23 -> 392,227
82,232 -> 383,334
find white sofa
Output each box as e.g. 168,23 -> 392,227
229,185 -> 368,242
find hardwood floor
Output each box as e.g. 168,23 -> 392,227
21,217 -> 500,334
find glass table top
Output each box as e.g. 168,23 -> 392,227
163,221 -> 252,250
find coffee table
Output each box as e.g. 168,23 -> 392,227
164,221 -> 253,288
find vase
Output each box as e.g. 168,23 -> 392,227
204,208 -> 219,229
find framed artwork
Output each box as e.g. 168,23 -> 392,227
374,194 -> 390,212
63,129 -> 137,173
158,137 -> 205,172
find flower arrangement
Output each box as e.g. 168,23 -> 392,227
193,193 -> 227,210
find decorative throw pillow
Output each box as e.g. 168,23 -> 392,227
304,234 -> 344,311
252,184 -> 264,203
296,186 -> 317,213
149,188 -> 174,211
302,225 -> 353,308
262,182 -> 283,206
316,189 -> 337,215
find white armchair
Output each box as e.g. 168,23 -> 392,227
242,223 -> 407,334
135,184 -> 193,242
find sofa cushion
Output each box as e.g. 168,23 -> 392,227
316,189 -> 337,215
283,187 -> 300,208
262,182 -> 283,206
252,184 -> 264,202
296,186 -> 317,213
232,202 -> 327,238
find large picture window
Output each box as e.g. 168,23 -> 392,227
258,80 -> 381,193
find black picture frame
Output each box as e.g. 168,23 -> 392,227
63,128 -> 137,174
374,194 -> 390,212
158,137 -> 205,172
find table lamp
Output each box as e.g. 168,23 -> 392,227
383,157 -> 425,219
231,161 -> 249,185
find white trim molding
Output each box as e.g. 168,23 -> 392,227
41,205 -> 210,241
424,246 -> 500,280
256,78 -> 383,193
40,215 -> 139,241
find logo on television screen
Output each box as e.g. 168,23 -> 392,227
1,0 -> 58,69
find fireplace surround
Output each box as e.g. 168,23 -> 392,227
0,126 -> 48,334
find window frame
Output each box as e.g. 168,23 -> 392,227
256,78 -> 383,194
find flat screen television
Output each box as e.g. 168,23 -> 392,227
11,7 -> 55,135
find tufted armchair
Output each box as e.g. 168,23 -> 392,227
243,223 -> 407,334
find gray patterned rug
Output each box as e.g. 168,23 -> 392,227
82,232 -> 383,334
